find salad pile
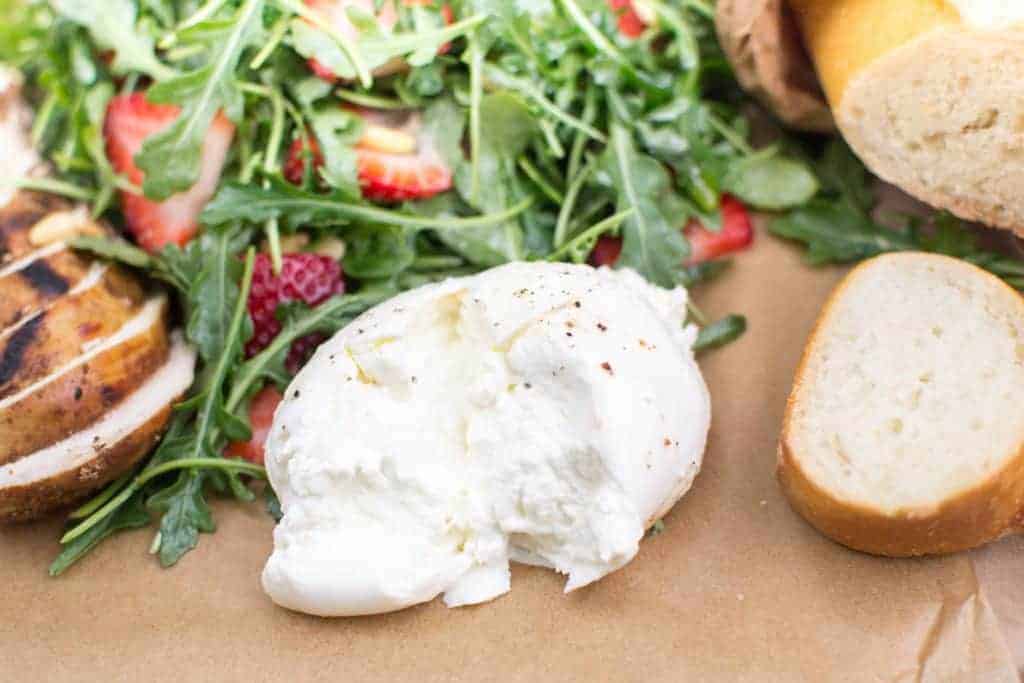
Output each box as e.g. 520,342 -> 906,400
5,0 -> 1022,574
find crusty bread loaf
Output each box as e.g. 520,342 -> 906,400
715,0 -> 834,132
788,0 -> 1024,233
778,252 -> 1024,557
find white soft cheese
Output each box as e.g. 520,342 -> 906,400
262,262 -> 711,617
948,0 -> 1024,28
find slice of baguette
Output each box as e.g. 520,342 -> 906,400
787,0 -> 1024,233
778,252 -> 1024,557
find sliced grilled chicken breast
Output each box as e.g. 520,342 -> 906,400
0,69 -> 197,522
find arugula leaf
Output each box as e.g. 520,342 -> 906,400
49,492 -> 150,577
202,177 -> 533,231
600,123 -> 689,287
772,204 -> 1024,290
70,235 -> 155,270
814,140 -> 876,214
694,315 -> 747,352
343,225 -> 416,279
51,0 -> 174,79
265,484 -> 283,523
724,152 -> 819,211
449,92 -> 537,265
307,107 -> 363,196
160,228 -> 251,363
147,471 -> 216,568
136,0 -> 266,200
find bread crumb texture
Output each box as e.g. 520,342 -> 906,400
838,27 -> 1024,231
788,253 -> 1024,514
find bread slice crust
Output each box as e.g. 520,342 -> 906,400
778,252 -> 1024,557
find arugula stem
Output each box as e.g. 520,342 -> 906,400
264,91 -> 286,175
30,91 -> 57,147
209,191 -> 534,231
567,88 -> 597,183
334,90 -> 411,110
60,485 -> 138,544
266,218 -> 283,274
686,301 -> 708,326
164,44 -> 207,62
518,156 -> 564,204
708,113 -> 753,155
161,0 -> 229,48
195,248 -> 257,451
467,35 -> 484,205
567,195 -> 612,236
14,177 -> 95,201
250,14 -> 291,70
135,458 -> 266,488
68,474 -> 132,520
59,459 -> 265,545
548,209 -> 634,262
361,15 -> 486,53
539,119 -> 566,159
553,163 -> 595,248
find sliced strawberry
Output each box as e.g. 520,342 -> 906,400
590,236 -> 624,268
589,196 -> 754,268
284,108 -> 452,201
283,135 -> 324,186
225,386 -> 284,466
608,0 -> 648,39
354,108 -> 452,202
305,0 -> 454,82
684,196 -> 754,265
104,93 -> 234,252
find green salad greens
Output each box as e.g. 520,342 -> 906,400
3,0 -> 1019,575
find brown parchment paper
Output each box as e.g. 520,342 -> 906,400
0,231 -> 1020,682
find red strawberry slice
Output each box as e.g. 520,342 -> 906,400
104,93 -> 234,252
283,109 -> 453,202
305,0 -> 454,82
245,252 -> 346,372
607,0 -> 648,39
589,196 -> 754,268
354,108 -> 452,202
225,386 -> 283,466
683,196 -> 754,265
283,134 -> 324,186
589,236 -> 624,268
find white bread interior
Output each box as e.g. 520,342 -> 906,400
837,27 -> 1024,232
779,252 -> 1024,556
788,0 -> 1024,233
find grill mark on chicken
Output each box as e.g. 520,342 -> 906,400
18,259 -> 69,296
0,314 -> 43,387
0,262 -> 107,342
0,296 -> 165,412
